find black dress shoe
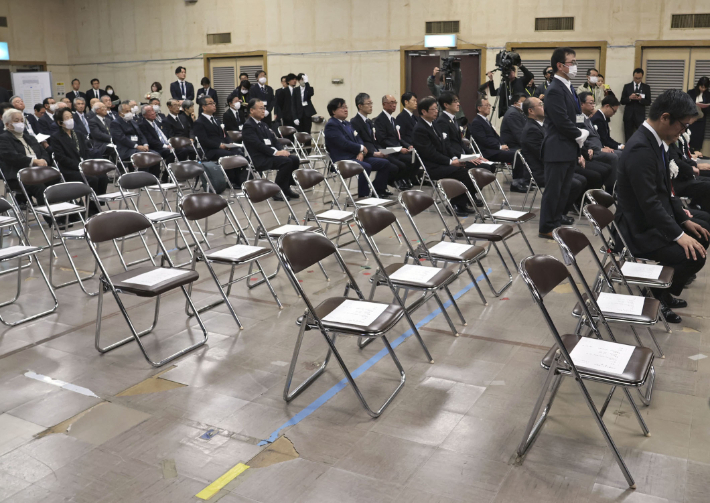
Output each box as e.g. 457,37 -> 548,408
560,215 -> 575,225
283,188 -> 300,199
664,295 -> 688,309
660,304 -> 682,324
273,194 -> 286,202
472,196 -> 484,207
510,182 -> 529,193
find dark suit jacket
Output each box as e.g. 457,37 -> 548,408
163,113 -> 191,139
589,109 -> 620,150
411,120 -> 458,179
542,77 -> 581,163
500,106 -> 527,149
0,86 -> 10,103
0,130 -> 51,180
85,88 -> 108,101
435,113 -> 471,158
324,117 -> 363,162
242,117 -> 284,170
274,87 -> 285,119
25,113 -> 41,135
395,110 -> 418,145
350,113 -> 379,156
37,113 -> 59,136
486,65 -> 534,117
276,86 -> 298,123
66,90 -> 87,104
669,141 -> 697,196
50,130 -> 87,173
170,80 -> 195,100
222,108 -> 242,132
374,111 -> 410,149
250,84 -> 275,113
470,115 -> 503,158
536,80 -> 552,99
110,117 -> 148,160
89,114 -> 112,152
520,118 -> 545,182
615,125 -> 688,255
192,114 -> 227,152
73,112 -> 91,139
196,87 -> 218,104
139,119 -> 170,153
620,82 -> 651,122
294,84 -> 316,119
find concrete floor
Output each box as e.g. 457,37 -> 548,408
0,177 -> 709,503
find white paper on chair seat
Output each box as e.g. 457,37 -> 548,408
389,264 -> 441,283
269,224 -> 308,236
459,154 -> 481,161
378,147 -> 402,155
0,245 -> 36,259
357,197 -> 391,206
492,209 -> 527,219
35,202 -> 80,214
620,262 -> 662,280
223,143 -> 240,148
145,210 -> 178,221
465,223 -> 502,233
595,292 -> 644,316
209,244 -> 265,261
322,299 -> 389,327
149,183 -> 177,190
62,228 -> 86,238
317,209 -> 353,220
569,337 -> 635,375
429,241 -> 474,259
123,268 -> 191,286
97,191 -> 132,199
0,216 -> 16,225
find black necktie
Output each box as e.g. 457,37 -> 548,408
211,116 -> 218,127
181,82 -> 186,96
391,117 -> 396,128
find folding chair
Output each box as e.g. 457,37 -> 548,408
79,159 -> 134,210
0,197 -> 57,326
85,209 -> 207,367
168,136 -> 201,162
513,150 -> 542,212
277,230 -> 406,417
354,204 -> 466,344
294,132 -> 328,171
179,192 -> 281,330
16,166 -> 62,249
436,178 -> 516,296
167,160 -> 214,197
516,254 -> 654,489
552,226 -> 665,359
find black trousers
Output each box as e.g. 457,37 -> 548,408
642,218 -> 710,297
589,150 -> 617,191
539,160 -> 576,233
356,158 -> 397,197
678,179 -> 710,213
624,115 -> 644,142
428,165 -> 479,208
257,154 -> 300,190
296,116 -> 312,134
538,173 -> 586,214
385,152 -> 419,181
487,148 -> 520,177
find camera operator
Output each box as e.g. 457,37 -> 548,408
484,53 -> 534,118
536,66 -> 554,100
428,65 -> 464,119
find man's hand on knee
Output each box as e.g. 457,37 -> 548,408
683,220 -> 710,242
677,232 -> 706,260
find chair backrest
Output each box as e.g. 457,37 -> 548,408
219,155 -> 249,171
280,231 -> 337,273
0,197 -> 13,214
180,192 -> 228,220
520,254 -> 571,299
437,178 -> 467,200
18,166 -> 61,186
243,178 -> 280,203
86,210 -> 151,242
131,152 -> 163,170
462,138 -> 472,150
399,190 -> 434,216
584,204 -> 615,231
293,168 -> 324,190
335,160 -> 363,180
468,167 -> 496,190
278,125 -> 297,137
226,130 -> 242,143
277,138 -> 292,148
295,132 -> 312,145
119,171 -> 158,190
169,161 -> 204,182
169,136 -> 192,149
45,182 -> 93,205
80,159 -> 116,177
553,227 -> 591,264
588,189 -> 615,208
356,205 -> 396,237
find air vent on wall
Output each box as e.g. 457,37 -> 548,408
0,18 -> 7,28
207,33 -> 231,45
426,21 -> 460,34
535,17 -> 574,31
671,14 -> 710,29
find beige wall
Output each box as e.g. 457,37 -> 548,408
3,0 -> 710,138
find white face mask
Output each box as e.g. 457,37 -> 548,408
240,89 -> 248,95
49,104 -> 57,112
107,89 -> 114,95
258,77 -> 267,85
131,106 -> 139,114
565,64 -> 578,78
11,122 -> 25,133
589,76 -> 598,84
152,105 -> 160,112
231,101 -> 241,110
63,119 -> 75,130
123,112 -> 134,121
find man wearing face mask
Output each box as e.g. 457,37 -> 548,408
222,94 -> 243,131
110,103 -> 158,175
277,73 -> 299,129
38,97 -> 59,135
227,81 -> 251,123
538,47 -> 588,239
127,100 -> 141,124
576,68 -> 604,107
294,73 -> 316,133
148,98 -> 166,123
250,71 -> 274,127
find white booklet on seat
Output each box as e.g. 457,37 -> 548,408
123,268 -> 190,286
429,241 -> 474,259
269,224 -> 308,236
595,292 -> 644,316
389,264 -> 441,283
569,337 -> 635,375
357,197 -> 391,206
322,300 -> 389,327
209,244 -> 265,261
620,262 -> 662,280
145,210 -> 178,221
317,209 -> 353,220
465,223 -> 501,233
492,209 -> 527,219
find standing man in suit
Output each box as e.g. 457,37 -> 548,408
110,103 -> 160,176
222,94 -> 243,132
66,79 -> 86,104
273,76 -> 287,128
374,94 -> 419,188
538,47 -> 589,239
243,99 -> 300,200
590,95 -> 624,152
170,66 -> 194,102
277,73 -> 299,129
294,73 -> 316,133
192,96 -> 242,168
163,99 -> 192,138
89,101 -> 113,158
250,70 -> 274,127
615,89 -> 709,322
620,68 -> 651,141
86,78 -> 107,102
324,97 -> 396,198
196,77 -> 218,106
395,92 -> 418,145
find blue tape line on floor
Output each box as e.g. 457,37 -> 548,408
258,268 -> 493,446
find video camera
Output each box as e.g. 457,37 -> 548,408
495,49 -> 521,74
440,57 -> 461,90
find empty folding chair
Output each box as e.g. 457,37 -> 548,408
179,192 -> 281,330
436,178 -> 516,296
167,160 -> 214,197
294,132 -> 328,171
218,155 -> 251,199
516,254 -> 654,489
16,166 -> 62,249
513,150 -> 542,212
80,159 -> 134,211
552,226 -> 665,359
85,209 -> 207,367
0,197 -> 57,326
168,136 -> 201,162
277,230 -> 406,417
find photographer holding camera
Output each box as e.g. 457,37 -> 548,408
484,50 -> 534,118
428,61 -> 464,119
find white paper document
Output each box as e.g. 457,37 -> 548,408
459,154 -> 481,161
569,337 -> 635,375
123,268 -> 191,286
595,292 -> 645,316
209,244 -> 265,261
389,264 -> 441,283
224,143 -> 240,148
429,241 -> 474,259
0,216 -> 17,225
269,224 -> 308,236
322,299 -> 389,327
357,197 -> 391,206
378,147 -> 402,155
317,209 -> 353,220
145,211 -> 178,221
620,262 -> 662,280
465,223 -> 502,233
36,202 -> 80,214
34,133 -> 50,143
0,246 -> 35,259
492,209 -> 527,220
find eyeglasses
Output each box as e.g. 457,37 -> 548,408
680,122 -> 692,132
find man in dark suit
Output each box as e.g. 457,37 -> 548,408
411,96 -> 480,216
66,79 -> 86,103
500,94 -> 527,150
86,78 -> 107,102
536,66 -> 554,100
395,92 -> 419,146
37,98 -> 63,136
147,98 -> 166,123
243,98 -> 300,200
140,105 -> 181,164
538,47 -> 588,238
273,76 -> 287,128
170,66 -> 194,102
164,99 -> 192,138
294,73 -> 316,133
324,97 -> 396,198
590,95 -> 624,151
484,63 -> 534,117
374,94 -> 420,188
615,89 -> 709,322
250,71 -> 275,127
277,73 -> 299,129
469,99 -> 517,165
435,92 -> 491,172
195,77 -> 218,115
27,104 -> 44,135
222,94 -> 243,132
100,95 -> 119,121
521,97 -> 583,223
72,97 -> 91,140
110,103 -> 160,176
89,101 -> 113,158
620,68 -> 651,141
578,92 -> 617,192
192,96 -> 242,170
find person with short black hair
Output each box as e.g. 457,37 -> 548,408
578,91 -> 618,192
170,66 -> 194,101
435,92 -> 491,173
66,78 -> 86,103
228,80 -> 251,123
239,72 -> 249,82
250,70 -> 274,126
222,94 -> 243,132
536,66 -> 554,100
294,73 -> 316,133
620,67 -> 651,141
395,92 -> 418,145
196,77 -> 218,114
374,94 -> 420,188
469,98 -> 519,181
687,76 -> 710,150
86,78 -> 107,101
273,75 -> 288,127
277,73 -> 299,128
484,60 -> 534,117
38,97 -> 60,135
590,95 -> 624,151
191,96 -> 242,170
163,99 -> 192,139
500,93 -> 527,150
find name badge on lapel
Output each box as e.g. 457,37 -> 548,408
576,114 -> 585,124
264,139 -> 271,145
130,135 -> 138,142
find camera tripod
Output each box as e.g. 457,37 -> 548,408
490,69 -> 511,118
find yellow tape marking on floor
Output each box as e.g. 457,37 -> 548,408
195,462 -> 250,500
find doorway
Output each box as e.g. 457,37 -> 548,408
206,54 -> 265,116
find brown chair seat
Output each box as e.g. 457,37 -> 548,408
383,263 -> 457,289
315,297 -> 404,335
461,223 -> 514,241
424,241 -> 486,262
541,333 -> 654,386
0,245 -> 41,261
490,210 -> 536,223
111,266 -> 199,297
603,261 -> 674,288
204,244 -> 271,264
572,293 -> 660,324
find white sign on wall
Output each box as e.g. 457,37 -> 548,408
11,72 -> 53,111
